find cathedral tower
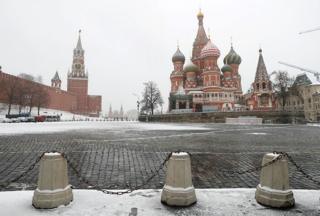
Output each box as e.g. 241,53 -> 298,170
170,47 -> 185,92
250,48 -> 273,108
223,45 -> 242,95
192,9 -> 209,67
253,48 -> 272,93
200,38 -> 221,89
67,30 -> 88,114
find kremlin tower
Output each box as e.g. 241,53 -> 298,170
67,30 -> 89,115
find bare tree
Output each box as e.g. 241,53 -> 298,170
140,81 -> 163,115
16,82 -> 29,114
34,86 -> 49,115
0,76 -> 20,115
25,82 -> 41,114
272,71 -> 294,110
36,75 -> 43,84
18,73 -> 35,81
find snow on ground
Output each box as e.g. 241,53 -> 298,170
0,121 -> 209,135
0,189 -> 319,216
307,123 -> 320,127
0,103 -> 98,121
247,132 -> 268,135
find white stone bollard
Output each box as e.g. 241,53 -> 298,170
32,152 -> 73,209
161,152 -> 196,206
255,153 -> 295,208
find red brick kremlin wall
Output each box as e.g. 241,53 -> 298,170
0,72 -> 102,116
0,71 -> 77,112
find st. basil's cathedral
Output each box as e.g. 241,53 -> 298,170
169,10 -> 275,112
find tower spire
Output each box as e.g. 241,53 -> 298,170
76,29 -> 82,50
193,9 -> 208,59
255,47 -> 269,82
197,8 -> 204,25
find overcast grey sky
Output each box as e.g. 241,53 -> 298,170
1,0 -> 319,113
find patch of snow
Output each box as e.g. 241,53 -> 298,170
0,189 -> 319,216
163,185 -> 194,192
307,123 -> 320,127
0,122 -> 209,135
258,184 -> 292,194
266,153 -> 280,157
247,132 -> 268,135
172,152 -> 189,156
0,103 -> 99,121
44,152 -> 62,156
35,185 -> 71,194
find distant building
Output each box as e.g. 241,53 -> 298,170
283,74 -> 320,122
0,31 -> 102,117
108,105 -> 113,118
168,10 -> 243,113
245,49 -> 276,110
119,105 -> 124,118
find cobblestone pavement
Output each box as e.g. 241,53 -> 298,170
0,122 -> 319,190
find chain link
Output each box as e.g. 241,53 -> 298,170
63,151 -> 173,195
1,150 -> 319,192
213,152 -> 287,175
0,152 -> 45,190
285,153 -> 320,186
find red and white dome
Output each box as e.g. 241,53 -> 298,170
200,39 -> 220,58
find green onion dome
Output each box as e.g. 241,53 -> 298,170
183,61 -> 200,73
221,64 -> 233,73
223,46 -> 241,65
172,47 -> 185,63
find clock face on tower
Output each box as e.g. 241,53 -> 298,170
76,64 -> 81,69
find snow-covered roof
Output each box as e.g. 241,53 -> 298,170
188,90 -> 203,94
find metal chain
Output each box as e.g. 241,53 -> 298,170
0,152 -> 45,190
284,153 -> 320,186
62,151 -> 173,195
1,150 -> 319,193
216,152 -> 287,175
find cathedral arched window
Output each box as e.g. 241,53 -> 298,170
256,83 -> 260,90
262,82 -> 266,89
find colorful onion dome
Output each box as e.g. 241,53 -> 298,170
200,39 -> 220,58
172,47 -> 185,63
221,64 -> 233,73
183,61 -> 200,73
223,46 -> 242,65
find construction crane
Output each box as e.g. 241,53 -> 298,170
299,27 -> 320,34
278,61 -> 320,82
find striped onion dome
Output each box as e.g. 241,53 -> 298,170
223,46 -> 241,65
221,64 -> 233,73
172,47 -> 185,63
200,39 -> 220,58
